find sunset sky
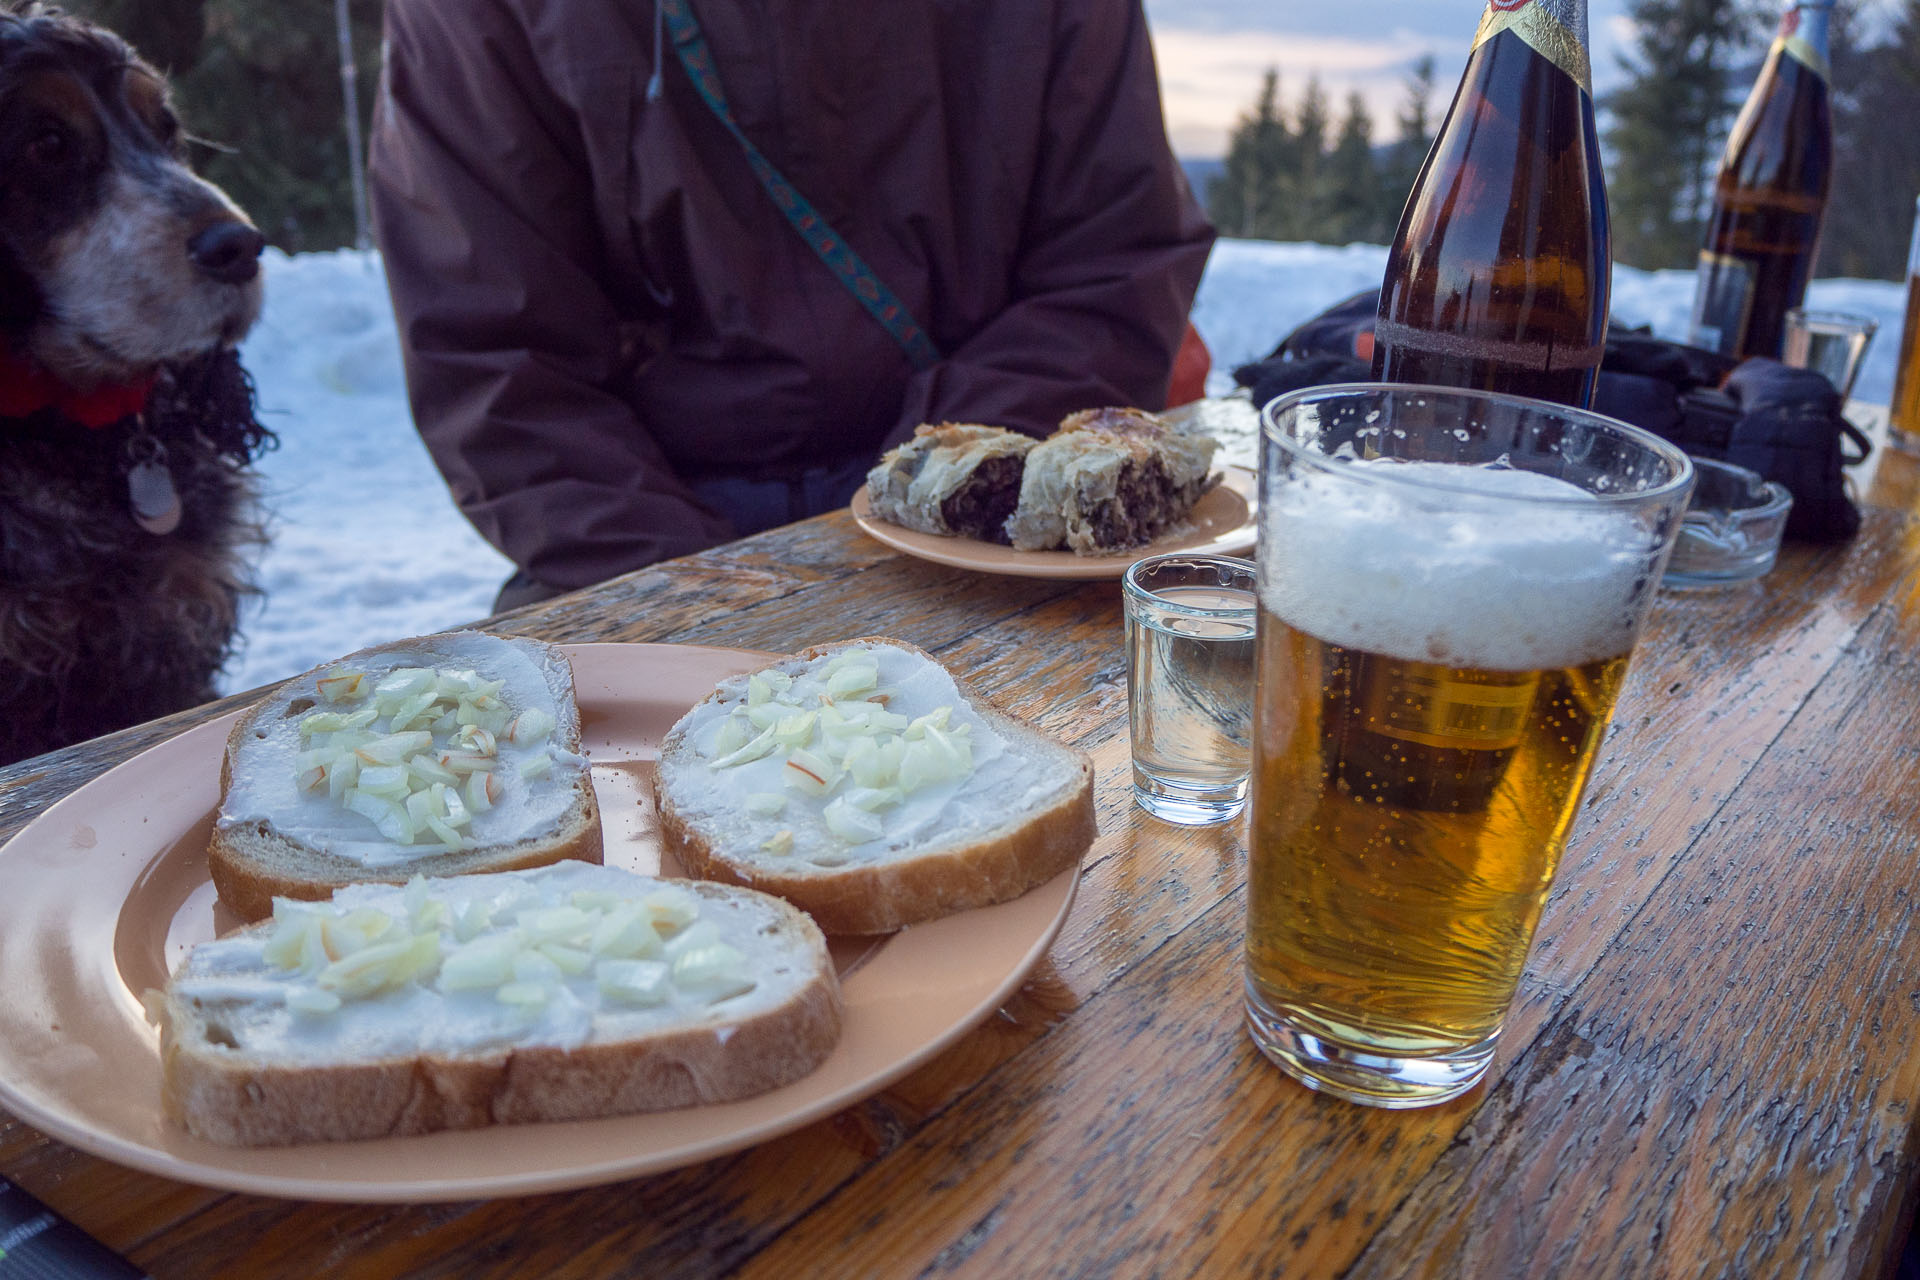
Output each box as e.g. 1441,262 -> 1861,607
1144,0 -> 1639,158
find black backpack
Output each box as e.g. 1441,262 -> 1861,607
1233,289 -> 1869,542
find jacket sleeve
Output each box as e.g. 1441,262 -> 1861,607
887,0 -> 1215,443
368,0 -> 735,592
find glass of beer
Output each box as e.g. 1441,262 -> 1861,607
1889,195 -> 1920,454
1244,384 -> 1694,1108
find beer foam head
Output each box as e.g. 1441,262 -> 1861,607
1260,459 -> 1654,671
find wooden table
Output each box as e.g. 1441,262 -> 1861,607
5,427 -> 1920,1279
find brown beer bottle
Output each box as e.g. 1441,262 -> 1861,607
1688,1 -> 1835,360
1355,0 -> 1606,813
1373,0 -> 1609,409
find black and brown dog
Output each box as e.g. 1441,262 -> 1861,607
0,2 -> 271,766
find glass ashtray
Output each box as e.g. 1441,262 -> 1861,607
1662,457 -> 1792,590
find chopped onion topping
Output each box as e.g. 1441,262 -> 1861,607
822,795 -> 885,844
317,670 -> 366,703
671,943 -> 754,1000
256,879 -> 765,1015
700,648 -> 980,851
599,959 -> 671,1005
508,708 -> 554,745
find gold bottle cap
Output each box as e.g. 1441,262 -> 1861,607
1773,6 -> 1832,81
1473,0 -> 1592,94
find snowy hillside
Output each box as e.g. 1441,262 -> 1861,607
222,241 -> 1909,695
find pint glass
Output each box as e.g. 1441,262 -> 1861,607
1890,195 -> 1920,451
1245,385 -> 1694,1108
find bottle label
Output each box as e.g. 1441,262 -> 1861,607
1362,665 -> 1538,752
1774,8 -> 1832,82
1372,319 -> 1605,373
1688,251 -> 1757,356
1474,0 -> 1592,94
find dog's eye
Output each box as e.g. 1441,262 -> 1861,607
26,129 -> 66,165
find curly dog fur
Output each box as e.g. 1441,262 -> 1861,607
0,3 -> 270,765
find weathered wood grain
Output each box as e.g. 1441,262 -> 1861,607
5,460 -> 1920,1280
0,1115 -> 221,1257
1353,547 -> 1920,1280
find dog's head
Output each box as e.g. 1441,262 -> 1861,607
0,3 -> 263,391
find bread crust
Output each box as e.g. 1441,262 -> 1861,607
207,785 -> 602,924
654,637 -> 1096,935
208,631 -> 603,923
154,878 -> 842,1147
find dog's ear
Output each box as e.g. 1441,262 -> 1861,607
0,245 -> 40,334
0,14 -> 45,337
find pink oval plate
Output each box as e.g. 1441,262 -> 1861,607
850,464 -> 1257,578
0,643 -> 1080,1202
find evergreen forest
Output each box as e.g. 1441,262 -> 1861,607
41,0 -> 1920,281
1212,0 -> 1920,280
54,0 -> 381,253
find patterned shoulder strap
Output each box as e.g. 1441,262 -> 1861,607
659,0 -> 943,372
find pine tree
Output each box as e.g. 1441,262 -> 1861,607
1324,92 -> 1379,245
60,0 -> 382,252
70,0 -> 206,74
1820,0 -> 1920,278
1208,69 -> 1295,239
1605,0 -> 1755,270
1285,76 -> 1330,242
1379,56 -> 1437,239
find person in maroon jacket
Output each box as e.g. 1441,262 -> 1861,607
368,0 -> 1215,607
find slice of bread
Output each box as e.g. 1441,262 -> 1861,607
150,863 -> 843,1146
654,637 -> 1096,935
209,631 -> 602,923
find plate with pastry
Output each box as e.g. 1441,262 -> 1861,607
0,636 -> 1087,1201
852,407 -> 1257,578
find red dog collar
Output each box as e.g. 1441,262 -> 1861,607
0,347 -> 154,427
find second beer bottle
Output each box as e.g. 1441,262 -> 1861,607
1688,1 -> 1836,361
1373,0 -> 1609,409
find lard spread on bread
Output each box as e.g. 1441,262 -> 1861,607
671,644 -> 1012,858
209,632 -> 603,923
656,638 -> 1096,935
151,863 -> 842,1146
221,633 -> 583,866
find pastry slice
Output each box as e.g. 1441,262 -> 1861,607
1005,407 -> 1219,554
864,423 -> 1036,542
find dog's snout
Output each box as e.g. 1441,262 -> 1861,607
186,220 -> 265,285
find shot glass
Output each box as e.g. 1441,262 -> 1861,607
1783,308 -> 1878,400
1122,553 -> 1257,825
1246,384 -> 1693,1108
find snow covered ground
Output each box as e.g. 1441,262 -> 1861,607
221,240 -> 1910,695
1191,239 -> 1909,399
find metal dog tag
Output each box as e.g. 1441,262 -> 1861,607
125,431 -> 182,535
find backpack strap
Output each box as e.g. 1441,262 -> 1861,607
659,0 -> 943,372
